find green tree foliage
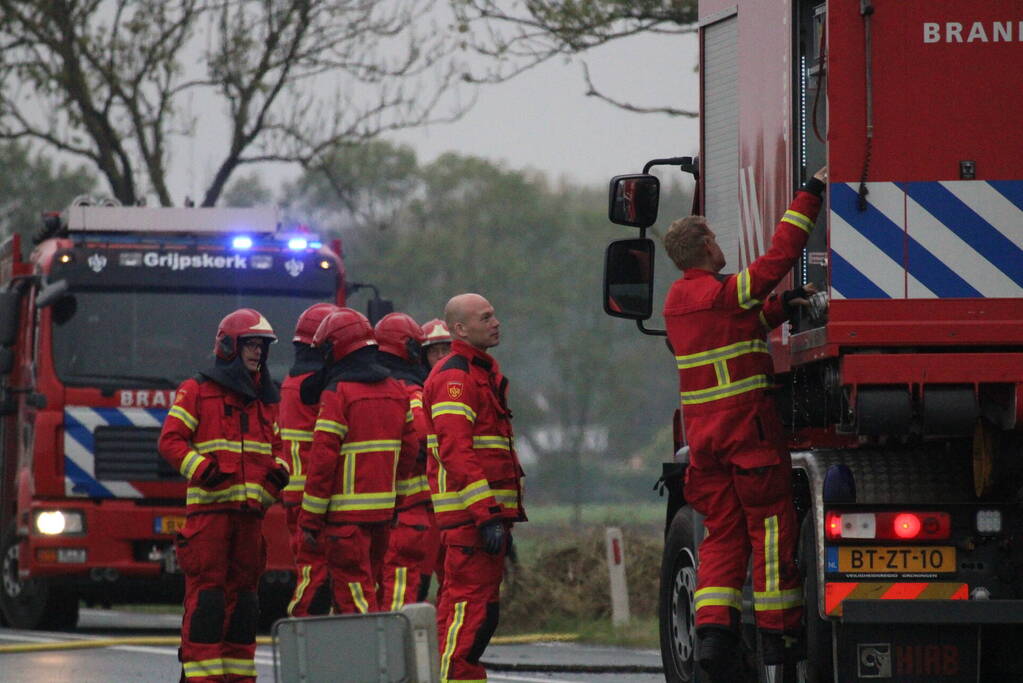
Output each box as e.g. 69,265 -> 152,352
0,142 -> 96,249
286,142 -> 693,505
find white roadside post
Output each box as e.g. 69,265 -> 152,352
604,526 -> 631,626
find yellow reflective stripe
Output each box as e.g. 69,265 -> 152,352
431,491 -> 464,513
737,269 -> 760,309
680,374 -> 772,406
281,428 -> 314,442
759,310 -> 770,330
492,489 -> 519,508
390,567 -> 407,611
694,586 -> 743,611
675,339 -> 769,369
180,450 -> 206,480
183,658 -> 224,677
283,475 -> 306,492
287,440 -> 302,483
472,435 -> 511,450
326,491 -> 397,512
288,564 -> 312,615
301,493 -> 330,514
409,398 -> 423,410
406,409 -> 414,423
431,402 -> 477,423
247,441 -> 273,455
186,483 -> 273,506
440,601 -> 467,682
432,487 -> 517,513
396,475 -> 430,496
753,587 -> 804,611
193,439 -> 273,455
459,479 -> 494,507
315,418 -> 349,438
341,439 -> 402,455
781,209 -> 813,234
427,434 -> 439,448
169,405 -> 197,430
713,360 -> 729,386
765,515 -> 779,593
275,456 -> 289,470
222,658 -> 257,676
349,582 -> 369,614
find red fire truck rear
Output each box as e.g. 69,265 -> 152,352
0,200 -> 345,629
602,1 -> 1023,681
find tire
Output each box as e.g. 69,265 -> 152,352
799,514 -> 832,683
659,507 -> 702,682
0,524 -> 79,630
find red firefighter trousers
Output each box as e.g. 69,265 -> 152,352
437,524 -> 508,683
285,505 -> 331,617
317,522 -> 390,614
379,505 -> 434,610
176,510 -> 264,683
685,449 -> 803,634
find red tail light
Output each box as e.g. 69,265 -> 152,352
824,511 -> 950,541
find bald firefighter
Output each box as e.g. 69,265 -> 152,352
159,308 -> 289,683
279,303 -> 338,616
424,293 -> 525,683
297,309 -> 419,614
663,167 -> 827,678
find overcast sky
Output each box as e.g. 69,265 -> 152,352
168,30 -> 699,200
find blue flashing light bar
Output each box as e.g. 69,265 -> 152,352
288,237 -> 309,250
232,236 -> 253,250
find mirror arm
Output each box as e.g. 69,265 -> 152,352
636,319 -> 667,337
642,156 -> 700,179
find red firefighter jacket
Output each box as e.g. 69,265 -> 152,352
160,376 -> 287,514
394,381 -> 432,511
279,371 -> 319,507
663,182 -> 823,465
424,339 -> 526,530
298,377 -> 419,528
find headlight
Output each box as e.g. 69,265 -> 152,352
35,510 -> 85,535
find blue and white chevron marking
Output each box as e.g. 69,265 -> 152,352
829,181 -> 1023,299
63,407 -> 169,498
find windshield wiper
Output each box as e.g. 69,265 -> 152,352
63,374 -> 178,389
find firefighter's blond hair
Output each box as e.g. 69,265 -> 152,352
663,216 -> 712,270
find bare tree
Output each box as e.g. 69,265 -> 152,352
451,0 -> 698,117
0,0 -> 465,206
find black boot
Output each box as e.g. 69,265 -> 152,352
698,627 -> 742,680
760,630 -> 806,665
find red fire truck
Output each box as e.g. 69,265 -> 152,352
0,201 -> 346,629
603,1 -> 1023,681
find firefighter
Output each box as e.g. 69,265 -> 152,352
662,167 -> 828,679
159,308 -> 289,683
374,312 -> 433,611
424,293 -> 525,683
297,308 -> 419,615
421,317 -> 452,369
419,317 -> 452,601
279,302 -> 338,616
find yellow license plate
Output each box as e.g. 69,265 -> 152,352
839,546 -> 955,573
155,516 -> 186,535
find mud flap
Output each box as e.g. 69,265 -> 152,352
834,620 -> 978,682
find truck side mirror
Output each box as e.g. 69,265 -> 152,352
367,297 -> 394,326
608,174 -> 660,228
603,238 -> 656,320
0,290 -> 19,347
35,279 -> 69,309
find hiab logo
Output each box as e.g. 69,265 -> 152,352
858,643 -> 892,678
87,253 -> 108,273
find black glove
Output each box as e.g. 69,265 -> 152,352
479,520 -> 506,555
267,465 -> 289,491
302,528 -> 319,549
782,286 -> 811,310
197,461 -> 229,488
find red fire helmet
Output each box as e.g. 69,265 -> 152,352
421,318 -> 451,347
313,308 -> 376,363
214,308 -> 278,361
293,302 -> 340,345
374,312 -> 425,362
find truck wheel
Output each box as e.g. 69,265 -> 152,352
659,506 -> 702,682
0,525 -> 79,630
799,514 -> 832,682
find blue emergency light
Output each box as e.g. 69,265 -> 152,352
232,236 -> 253,250
287,237 -> 308,250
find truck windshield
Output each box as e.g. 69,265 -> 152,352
51,290 -> 333,388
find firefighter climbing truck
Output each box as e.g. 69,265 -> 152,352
603,0 -> 1023,681
0,201 -> 345,629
